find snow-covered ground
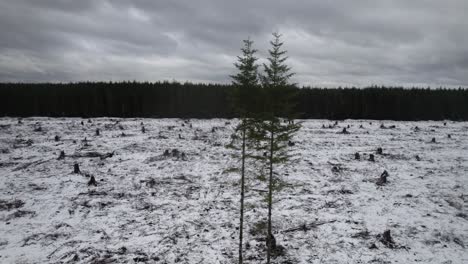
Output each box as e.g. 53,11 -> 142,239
0,117 -> 467,264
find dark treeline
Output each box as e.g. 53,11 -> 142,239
1,82 -> 467,120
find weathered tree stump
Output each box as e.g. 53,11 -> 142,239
88,176 -> 97,186
73,163 -> 80,174
376,147 -> 383,155
172,149 -> 180,157
431,137 -> 436,143
376,170 -> 389,186
266,233 -> 277,253
355,152 -> 360,160
163,149 -> 170,157
58,150 -> 65,160
54,135 -> 60,142
141,126 -> 145,133
369,154 -> 375,162
379,230 -> 396,248
95,128 -> 100,136
341,127 -> 349,134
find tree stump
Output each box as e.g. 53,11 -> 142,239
379,230 -> 396,248
80,121 -> 84,126
163,149 -> 170,157
369,154 -> 375,162
87,119 -> 92,123
376,170 -> 389,186
359,124 -> 364,129
266,233 -> 277,253
141,126 -> 146,133
172,149 -> 180,157
415,155 -> 421,161
376,147 -> 383,155
447,134 -> 451,139
95,128 -> 100,136
88,176 -> 97,186
73,163 -> 80,174
380,123 -> 385,129
54,135 -> 60,142
355,152 -> 360,160
58,150 -> 65,160
444,122 -> 447,126
431,137 -> 436,143
341,127 -> 349,134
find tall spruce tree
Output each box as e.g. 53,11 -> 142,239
258,32 -> 301,263
229,38 -> 260,264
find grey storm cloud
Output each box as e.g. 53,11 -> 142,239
0,0 -> 467,87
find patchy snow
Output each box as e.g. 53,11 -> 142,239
0,118 -> 467,263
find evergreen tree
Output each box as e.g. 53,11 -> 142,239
230,38 -> 262,116
229,38 -> 260,264
258,32 -> 301,263
261,32 -> 297,118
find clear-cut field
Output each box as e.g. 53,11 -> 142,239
0,118 -> 467,263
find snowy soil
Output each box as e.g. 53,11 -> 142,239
0,118 -> 467,264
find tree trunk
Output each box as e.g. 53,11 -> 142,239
267,125 -> 274,264
239,126 -> 246,264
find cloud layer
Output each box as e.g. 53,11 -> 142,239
1,0 -> 467,87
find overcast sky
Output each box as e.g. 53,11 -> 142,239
0,0 -> 467,87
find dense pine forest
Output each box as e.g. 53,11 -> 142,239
0,82 -> 467,120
